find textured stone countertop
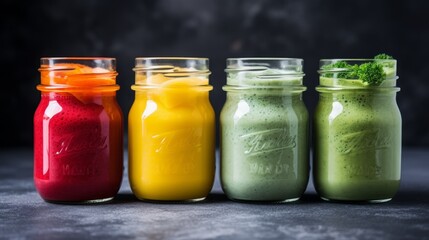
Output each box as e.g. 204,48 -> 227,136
1,148 -> 428,240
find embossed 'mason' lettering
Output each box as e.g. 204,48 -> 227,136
240,129 -> 296,156
62,164 -> 98,176
152,128 -> 202,153
249,161 -> 290,176
337,129 -> 391,154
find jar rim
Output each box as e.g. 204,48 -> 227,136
226,58 -> 303,68
320,58 -> 396,62
225,58 -> 303,74
227,57 -> 303,61
38,57 -> 118,88
39,57 -> 117,71
40,57 -> 116,61
319,59 -> 397,72
133,57 -> 210,76
135,57 -> 209,61
225,58 -> 304,87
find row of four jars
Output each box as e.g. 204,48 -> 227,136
34,57 -> 401,204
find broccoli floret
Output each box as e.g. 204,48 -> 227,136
322,61 -> 358,79
357,62 -> 386,86
374,53 -> 393,60
322,61 -> 351,69
321,54 -> 394,86
374,53 -> 395,68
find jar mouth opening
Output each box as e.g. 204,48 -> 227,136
319,58 -> 396,61
226,57 -> 303,61
318,59 -> 397,72
40,57 -> 116,61
225,67 -> 304,76
135,57 -> 209,61
225,58 -> 304,87
40,57 -> 116,71
318,58 -> 397,87
38,57 -> 118,87
226,58 -> 303,73
133,57 -> 210,74
133,58 -> 211,86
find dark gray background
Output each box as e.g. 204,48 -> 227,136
1,0 -> 428,149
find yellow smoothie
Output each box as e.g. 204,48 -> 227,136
129,70 -> 215,201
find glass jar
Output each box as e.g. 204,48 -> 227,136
34,57 -> 123,203
313,58 -> 401,202
129,57 -> 215,202
220,58 -> 309,202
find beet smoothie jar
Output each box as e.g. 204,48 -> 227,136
34,57 -> 123,203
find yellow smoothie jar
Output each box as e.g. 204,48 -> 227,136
128,57 -> 215,202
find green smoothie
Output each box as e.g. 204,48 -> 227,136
313,56 -> 401,202
221,58 -> 309,202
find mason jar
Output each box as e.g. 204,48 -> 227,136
129,57 -> 215,202
313,58 -> 401,202
34,57 -> 123,203
220,58 -> 309,202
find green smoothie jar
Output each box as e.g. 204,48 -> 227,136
313,56 -> 401,203
221,58 -> 309,202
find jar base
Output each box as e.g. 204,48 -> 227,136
321,197 -> 392,204
135,196 -> 207,203
228,197 -> 301,203
44,197 -> 114,205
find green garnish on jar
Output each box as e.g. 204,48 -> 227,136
321,54 -> 395,86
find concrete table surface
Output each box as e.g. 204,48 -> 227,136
1,148 -> 428,240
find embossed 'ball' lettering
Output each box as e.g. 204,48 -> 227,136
54,129 -> 108,156
241,128 -> 296,156
337,129 -> 391,155
152,128 -> 202,154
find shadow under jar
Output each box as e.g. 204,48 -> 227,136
220,58 -> 309,202
313,58 -> 401,203
34,57 -> 124,203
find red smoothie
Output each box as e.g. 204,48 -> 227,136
34,59 -> 123,203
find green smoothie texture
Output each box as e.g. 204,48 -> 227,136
313,89 -> 401,201
314,57 -> 401,202
221,89 -> 309,202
